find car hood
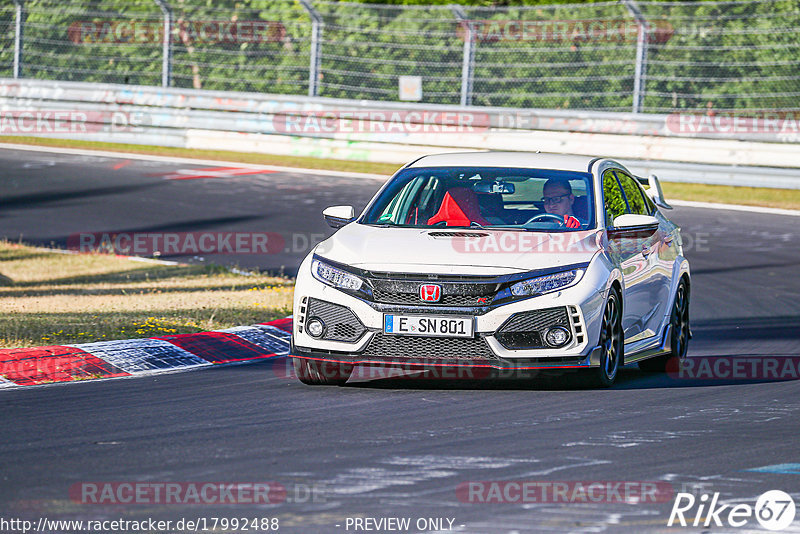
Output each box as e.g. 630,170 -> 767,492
314,224 -> 601,275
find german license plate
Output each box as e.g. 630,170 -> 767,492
383,314 -> 474,338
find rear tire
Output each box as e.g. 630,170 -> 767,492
591,287 -> 623,388
638,277 -> 690,372
292,358 -> 352,386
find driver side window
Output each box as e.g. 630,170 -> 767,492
602,170 -> 627,227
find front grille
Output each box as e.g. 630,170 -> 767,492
307,298 -> 367,343
361,333 -> 500,361
372,290 -> 487,307
369,276 -> 498,307
496,307 -> 570,350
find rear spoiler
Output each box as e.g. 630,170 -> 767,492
635,173 -> 672,210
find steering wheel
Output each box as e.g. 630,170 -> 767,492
524,213 -> 566,226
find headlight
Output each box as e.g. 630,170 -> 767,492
510,269 -> 584,297
311,259 -> 364,291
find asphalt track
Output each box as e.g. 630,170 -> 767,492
0,148 -> 380,275
2,147 -> 800,533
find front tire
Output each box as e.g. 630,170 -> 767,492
592,287 -> 623,387
639,277 -> 690,372
292,358 -> 352,386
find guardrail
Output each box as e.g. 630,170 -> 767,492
1,78 -> 799,189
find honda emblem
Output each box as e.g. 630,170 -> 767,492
419,284 -> 442,302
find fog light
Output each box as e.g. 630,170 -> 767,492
545,326 -> 570,347
306,317 -> 325,338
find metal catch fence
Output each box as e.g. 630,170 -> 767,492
1,0 -> 798,113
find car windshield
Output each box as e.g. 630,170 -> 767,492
362,166 -> 595,231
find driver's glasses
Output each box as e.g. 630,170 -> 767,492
543,193 -> 569,204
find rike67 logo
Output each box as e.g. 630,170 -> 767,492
668,490 -> 796,530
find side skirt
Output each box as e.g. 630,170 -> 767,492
623,325 -> 672,365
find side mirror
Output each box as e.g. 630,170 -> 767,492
646,174 -> 672,210
610,214 -> 660,236
323,205 -> 355,229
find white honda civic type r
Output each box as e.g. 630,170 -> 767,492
291,152 -> 691,387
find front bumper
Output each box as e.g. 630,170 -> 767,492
292,259 -> 608,371
291,341 -> 604,371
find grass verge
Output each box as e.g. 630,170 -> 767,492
2,135 -> 401,176
660,182 -> 800,211
5,135 -> 800,210
0,241 -> 293,349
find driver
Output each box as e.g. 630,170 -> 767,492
542,178 -> 582,228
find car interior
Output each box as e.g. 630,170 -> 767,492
400,175 -> 592,227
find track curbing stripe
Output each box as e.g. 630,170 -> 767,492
0,318 -> 293,389
68,338 -> 210,374
259,317 -> 293,334
0,345 -> 131,386
221,326 -> 290,356
0,375 -> 16,388
153,331 -> 277,365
